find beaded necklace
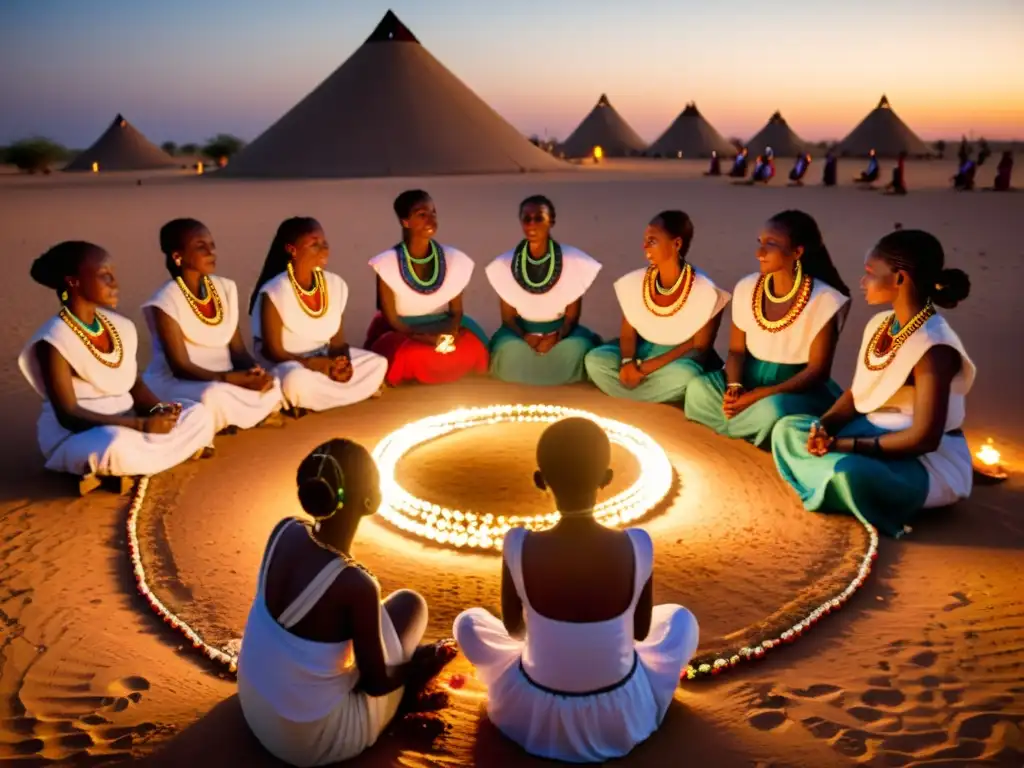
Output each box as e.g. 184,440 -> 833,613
511,239 -> 563,294
642,262 -> 694,318
176,275 -> 224,326
863,302 -> 935,372
303,522 -> 377,581
396,240 -> 446,295
764,260 -> 803,304
59,307 -> 123,368
751,273 -> 813,333
287,262 -> 328,319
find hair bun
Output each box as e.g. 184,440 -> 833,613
297,476 -> 338,519
932,267 -> 970,309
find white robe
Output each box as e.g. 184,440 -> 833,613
251,270 -> 387,411
485,244 -> 602,322
851,311 -> 976,508
18,311 -> 215,477
368,244 -> 474,317
732,273 -> 851,363
142,276 -> 283,432
613,266 -> 731,346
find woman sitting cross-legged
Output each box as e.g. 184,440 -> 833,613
772,229 -> 975,538
249,217 -> 387,417
143,218 -> 284,434
364,190 -> 489,386
454,417 -> 700,763
684,210 -> 851,448
485,195 -> 602,385
237,438 -> 456,766
585,210 -> 729,404
19,241 -> 216,493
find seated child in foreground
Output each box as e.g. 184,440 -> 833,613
454,418 -> 699,764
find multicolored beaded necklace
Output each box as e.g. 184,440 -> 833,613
752,272 -> 813,333
512,238 -> 563,294
643,262 -> 694,318
302,522 -> 377,582
59,307 -> 123,368
176,275 -> 223,326
396,240 -> 446,295
863,302 -> 935,372
287,262 -> 328,319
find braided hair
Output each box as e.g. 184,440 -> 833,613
248,217 -> 322,314
768,210 -> 850,296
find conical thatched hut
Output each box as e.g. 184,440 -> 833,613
225,11 -> 565,178
648,102 -> 734,158
747,111 -> 812,157
837,95 -> 932,157
64,114 -> 177,172
559,94 -> 647,158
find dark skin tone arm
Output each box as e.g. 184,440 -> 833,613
346,568 -> 411,696
36,342 -> 178,433
636,312 -> 722,375
500,560 -> 525,640
501,298 -> 583,352
725,317 -> 840,416
812,346 -> 960,458
151,307 -> 269,389
378,277 -> 462,343
258,298 -> 351,379
723,320 -> 747,387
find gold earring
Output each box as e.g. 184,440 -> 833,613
60,290 -> 68,302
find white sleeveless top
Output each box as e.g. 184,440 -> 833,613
613,266 -> 731,346
732,273 -> 850,364
237,519 -> 361,722
368,244 -> 474,317
851,311 -> 976,507
504,526 -> 652,693
142,275 -> 240,375
20,309 -> 138,411
251,270 -> 347,357
485,244 -> 602,322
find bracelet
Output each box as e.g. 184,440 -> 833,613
620,357 -> 633,366
726,382 -> 744,391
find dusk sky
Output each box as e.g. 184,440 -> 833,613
2,0 -> 1022,148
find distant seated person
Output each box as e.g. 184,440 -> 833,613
747,149 -> 775,184
822,152 -> 838,187
788,153 -> 812,185
992,151 -> 1013,191
237,438 -> 456,766
454,418 -> 700,763
728,147 -> 749,177
704,151 -> 721,176
855,149 -> 880,183
884,152 -> 908,195
953,159 -> 976,191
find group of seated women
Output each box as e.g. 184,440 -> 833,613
239,422 -> 699,765
20,192 -> 976,538
21,192 -> 977,763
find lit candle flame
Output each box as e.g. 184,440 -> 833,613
196,162 -> 204,175
91,162 -> 99,173
975,439 -> 1001,467
434,334 -> 456,355
593,145 -> 604,162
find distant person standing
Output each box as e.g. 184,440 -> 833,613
992,151 -> 1014,191
822,151 -> 838,187
884,152 -> 908,195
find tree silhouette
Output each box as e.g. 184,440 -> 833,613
5,137 -> 69,174
161,141 -> 178,156
179,143 -> 200,156
202,134 -> 245,161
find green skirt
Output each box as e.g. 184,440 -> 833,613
683,357 -> 841,448
584,339 -> 722,404
402,312 -> 489,344
488,318 -> 600,386
771,414 -> 929,538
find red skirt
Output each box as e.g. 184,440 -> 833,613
364,313 -> 490,386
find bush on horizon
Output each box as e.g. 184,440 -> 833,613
202,133 -> 245,161
161,141 -> 178,156
4,137 -> 70,174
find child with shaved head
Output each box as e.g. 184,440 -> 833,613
454,417 -> 699,763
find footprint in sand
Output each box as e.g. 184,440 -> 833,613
790,683 -> 842,700
861,688 -> 906,708
748,710 -> 788,731
909,650 -> 938,668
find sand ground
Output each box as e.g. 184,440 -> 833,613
1,160 -> 1022,767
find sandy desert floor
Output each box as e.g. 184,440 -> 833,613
1,160 -> 1022,767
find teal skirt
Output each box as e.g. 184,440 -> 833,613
584,339 -> 723,404
489,318 -> 599,386
683,357 -> 841,448
771,414 -> 930,537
